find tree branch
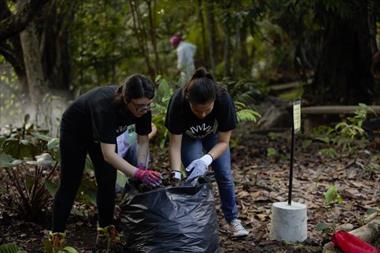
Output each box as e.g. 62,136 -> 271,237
0,0 -> 50,42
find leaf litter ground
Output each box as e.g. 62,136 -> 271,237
0,127 -> 379,252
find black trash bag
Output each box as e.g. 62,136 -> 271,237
120,177 -> 220,253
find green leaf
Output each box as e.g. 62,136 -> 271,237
319,148 -> 337,158
0,135 -> 6,147
116,171 -> 128,190
302,139 -> 312,149
0,243 -> 25,253
315,222 -> 331,233
237,109 -> 261,123
32,132 -> 52,142
0,154 -> 22,168
46,138 -> 59,150
44,180 -> 59,197
313,136 -> 330,143
324,185 -> 343,206
25,175 -> 35,192
63,246 -> 79,253
267,147 -> 278,157
0,153 -> 14,168
76,175 -> 97,206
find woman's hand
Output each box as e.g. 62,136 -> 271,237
133,168 -> 162,186
185,154 -> 213,181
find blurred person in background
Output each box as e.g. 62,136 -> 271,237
170,34 -> 197,87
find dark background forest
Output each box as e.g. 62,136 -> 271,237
1,0 -> 379,119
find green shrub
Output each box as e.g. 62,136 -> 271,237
152,75 -> 174,148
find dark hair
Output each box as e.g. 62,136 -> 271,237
183,67 -> 217,104
115,74 -> 155,103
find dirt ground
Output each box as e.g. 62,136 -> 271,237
0,126 -> 379,252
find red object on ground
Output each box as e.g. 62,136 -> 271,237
332,230 -> 380,253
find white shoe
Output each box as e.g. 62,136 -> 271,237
228,219 -> 249,237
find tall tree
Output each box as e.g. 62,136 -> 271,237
0,0 -> 50,94
205,0 -> 216,73
1,0 -> 74,100
146,0 -> 161,75
308,0 -> 375,104
18,13 -> 45,106
0,0 -> 49,41
129,0 -> 155,78
197,0 -> 208,68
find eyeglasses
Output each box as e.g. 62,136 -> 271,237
129,101 -> 152,113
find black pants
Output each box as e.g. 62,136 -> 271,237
52,128 -> 116,232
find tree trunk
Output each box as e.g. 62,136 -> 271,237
222,3 -> 231,77
0,0 -> 49,42
223,20 -> 231,77
0,1 -> 28,94
19,20 -> 46,117
40,0 -> 73,90
238,23 -> 249,68
368,0 -> 377,53
146,0 -> 161,76
309,1 -> 375,105
0,40 -> 28,93
197,0 -> 207,68
129,0 -> 154,78
205,0 -> 216,73
2,0 -> 73,99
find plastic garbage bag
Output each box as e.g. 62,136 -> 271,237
120,177 -> 220,253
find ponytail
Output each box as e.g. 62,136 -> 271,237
183,67 -> 217,104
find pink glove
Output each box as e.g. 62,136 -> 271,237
133,168 -> 162,186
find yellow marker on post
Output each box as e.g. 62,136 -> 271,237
293,100 -> 301,133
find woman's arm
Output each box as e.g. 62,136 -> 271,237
137,134 -> 149,167
207,130 -> 232,160
100,143 -> 137,176
148,123 -> 157,140
169,134 -> 182,171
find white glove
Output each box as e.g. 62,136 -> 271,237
186,154 -> 213,181
171,169 -> 182,181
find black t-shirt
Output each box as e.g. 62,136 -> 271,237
61,85 -> 151,144
165,88 -> 237,138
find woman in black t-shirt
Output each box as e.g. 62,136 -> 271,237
165,67 -> 249,237
49,74 -> 161,250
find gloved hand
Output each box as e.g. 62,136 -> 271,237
186,154 -> 213,181
171,169 -> 182,181
133,168 -> 162,186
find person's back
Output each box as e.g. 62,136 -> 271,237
177,41 -> 196,81
170,35 -> 197,86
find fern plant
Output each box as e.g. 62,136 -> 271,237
308,104 -> 371,155
235,101 -> 261,123
0,243 -> 26,253
334,103 -> 369,151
